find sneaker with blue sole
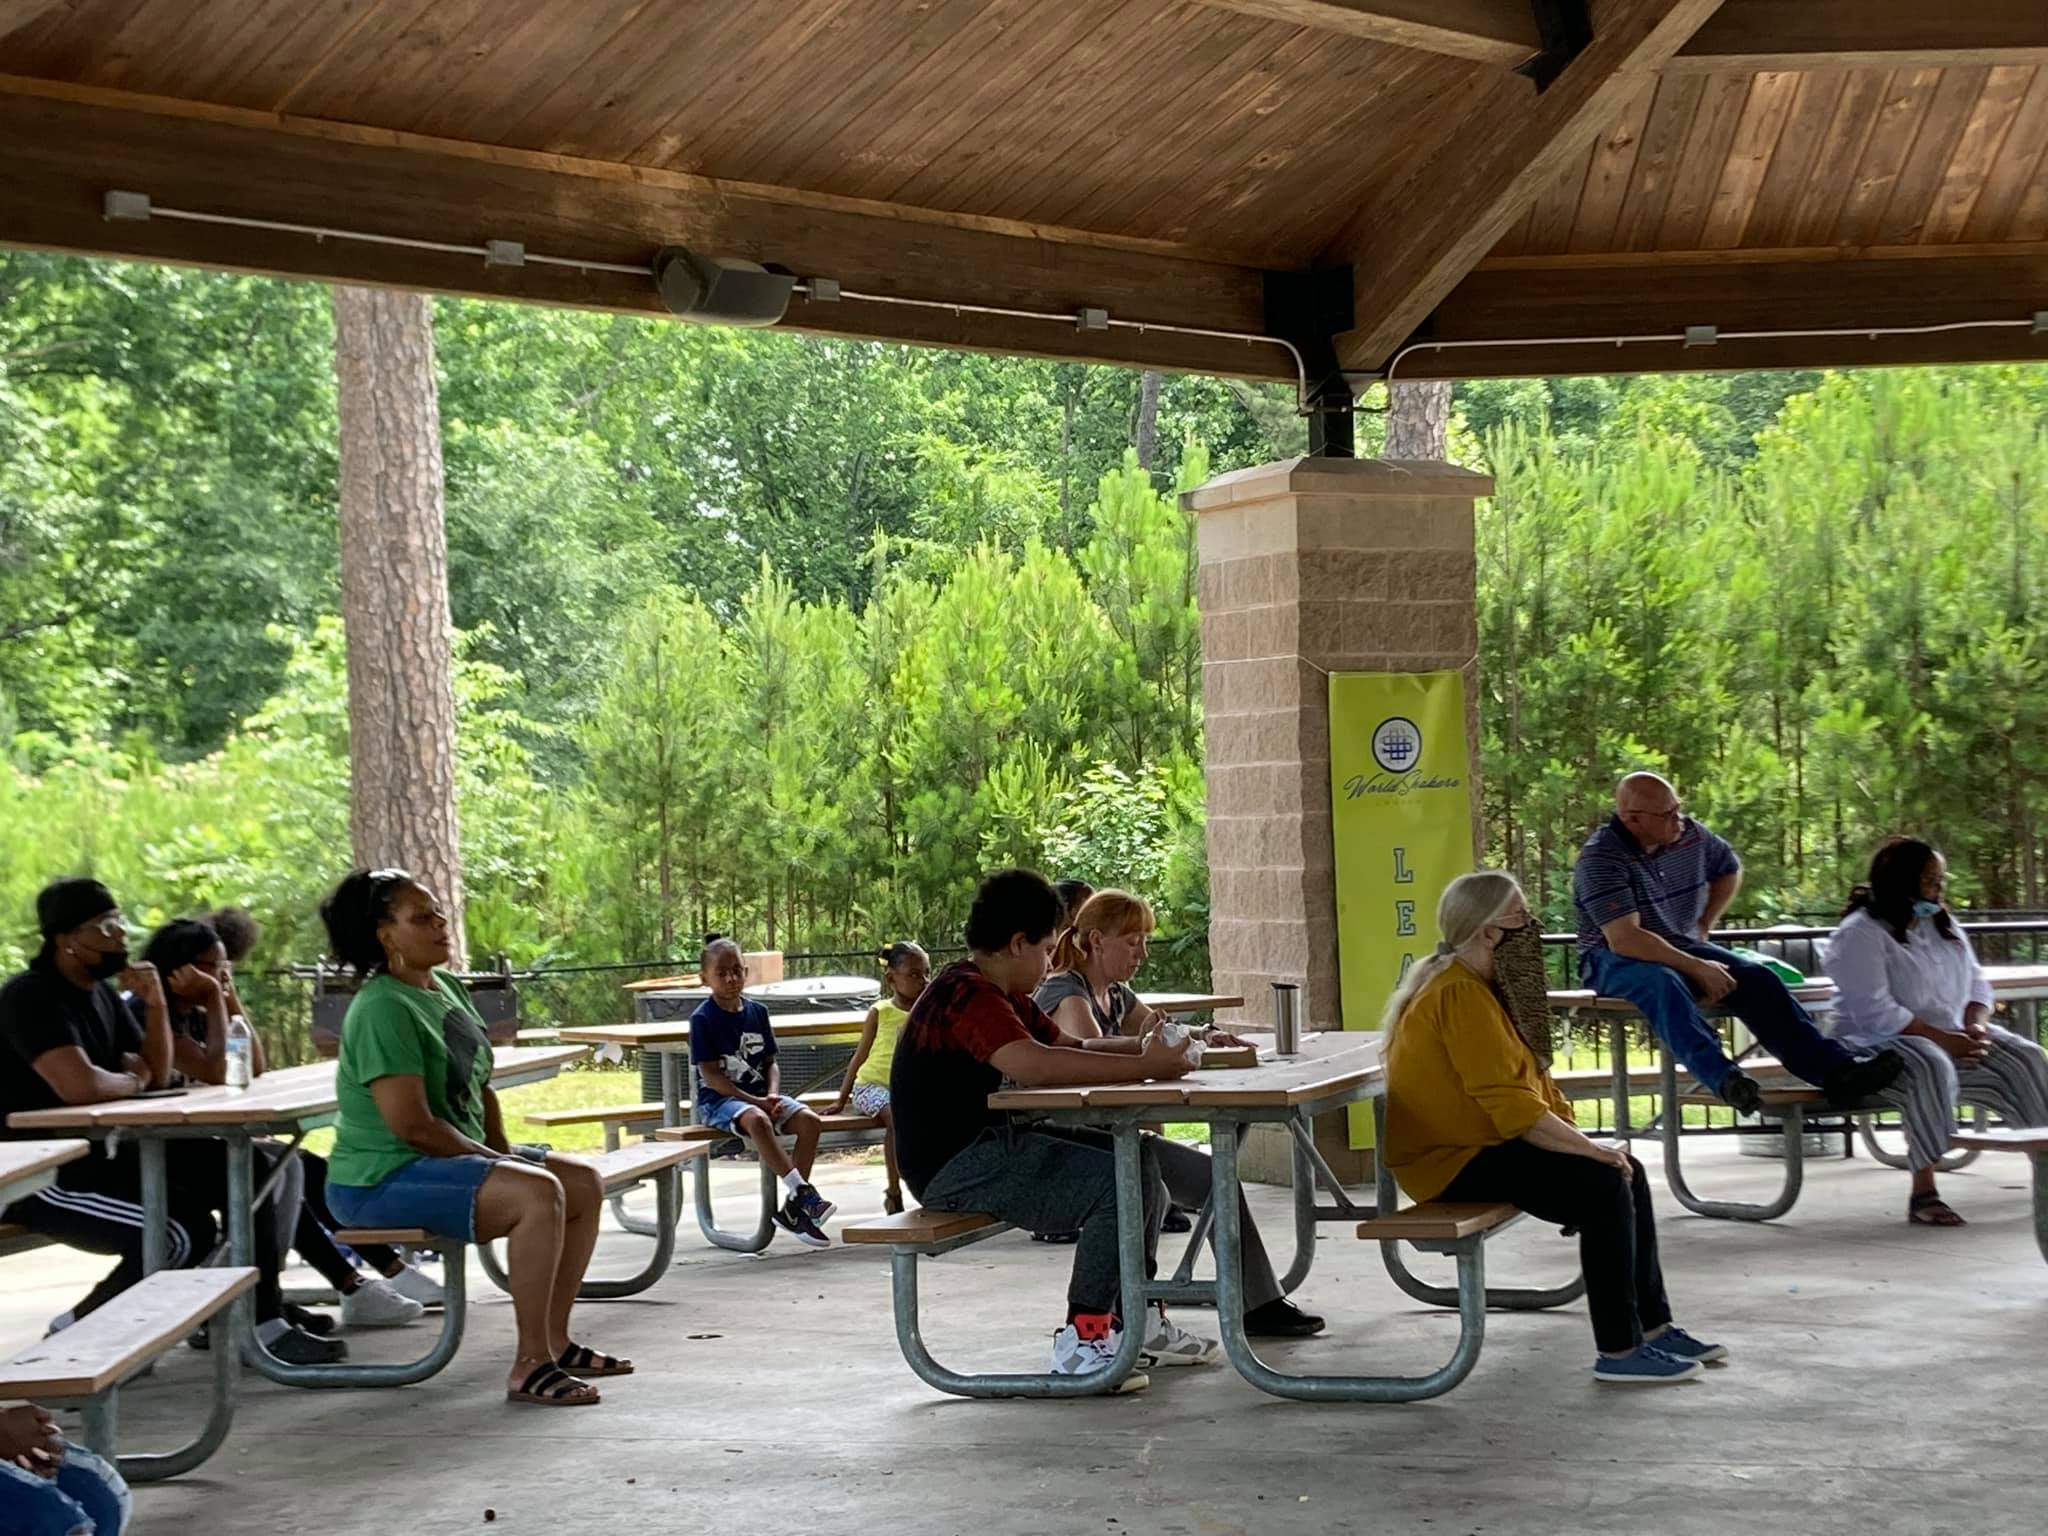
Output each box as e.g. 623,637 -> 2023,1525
1646,1325 -> 1726,1364
1593,1346 -> 1702,1386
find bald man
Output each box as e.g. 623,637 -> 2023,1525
1573,773 -> 1902,1112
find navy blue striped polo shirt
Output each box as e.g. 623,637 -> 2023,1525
1573,814 -> 1741,963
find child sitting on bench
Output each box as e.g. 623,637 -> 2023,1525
830,940 -> 929,1216
690,936 -> 835,1248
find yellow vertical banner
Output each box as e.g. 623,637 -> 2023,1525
1329,671 -> 1476,1147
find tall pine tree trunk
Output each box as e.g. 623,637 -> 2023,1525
1135,370 -> 1163,470
332,285 -> 467,960
1384,379 -> 1452,459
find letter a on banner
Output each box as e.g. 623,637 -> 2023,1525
1329,671 -> 1475,1147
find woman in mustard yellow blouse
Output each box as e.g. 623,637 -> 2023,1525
1382,871 -> 1726,1387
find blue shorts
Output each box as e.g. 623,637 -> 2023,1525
700,1094 -> 806,1135
0,1443 -> 131,1536
327,1155 -> 497,1243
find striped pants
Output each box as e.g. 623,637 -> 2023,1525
1874,1024 -> 2048,1171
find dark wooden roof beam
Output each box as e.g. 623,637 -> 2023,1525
1672,1 -> 2048,73
1324,0 -> 1728,372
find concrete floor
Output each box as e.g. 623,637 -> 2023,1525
7,1138 -> 2046,1536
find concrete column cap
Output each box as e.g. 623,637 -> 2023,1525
1181,455 -> 1494,512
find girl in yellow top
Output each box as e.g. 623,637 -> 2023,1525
831,941 -> 929,1215
1383,871 -> 1726,1388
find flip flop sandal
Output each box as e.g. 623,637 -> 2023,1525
558,1343 -> 635,1378
509,1362 -> 600,1406
1908,1192 -> 1967,1227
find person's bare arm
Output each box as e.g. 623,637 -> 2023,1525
832,1010 -> 881,1110
30,1045 -> 146,1105
481,1085 -> 513,1153
368,1075 -> 500,1159
1121,996 -> 1159,1037
168,967 -> 232,1084
1698,870 -> 1741,937
1521,1111 -> 1632,1177
989,1034 -> 1191,1087
1599,914 -> 1734,1002
1048,996 -> 1102,1040
122,963 -> 175,1085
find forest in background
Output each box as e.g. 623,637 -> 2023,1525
4,251 -> 2048,991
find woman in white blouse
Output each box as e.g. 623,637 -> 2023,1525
1825,838 -> 2048,1226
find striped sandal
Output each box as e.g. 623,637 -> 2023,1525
558,1342 -> 634,1377
508,1361 -> 600,1407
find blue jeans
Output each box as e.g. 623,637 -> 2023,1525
0,1444 -> 131,1535
1585,941 -> 1856,1094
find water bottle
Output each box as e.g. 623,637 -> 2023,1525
224,1014 -> 253,1093
1158,1021 -> 1203,1067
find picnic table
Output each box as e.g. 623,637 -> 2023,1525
1545,962 -> 2048,1219
0,1138 -> 89,1214
6,1045 -> 586,1388
980,1031 -> 1569,1402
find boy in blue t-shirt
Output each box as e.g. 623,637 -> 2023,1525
689,937 -> 834,1246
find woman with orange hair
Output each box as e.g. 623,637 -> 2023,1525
1034,890 -> 1321,1342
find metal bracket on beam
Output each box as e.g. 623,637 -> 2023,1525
1683,324 -> 1718,348
103,190 -> 151,222
1264,266 -> 1355,458
1515,0 -> 1593,91
1075,307 -> 1109,331
2033,311 -> 2048,336
483,240 -> 526,268
805,277 -> 842,303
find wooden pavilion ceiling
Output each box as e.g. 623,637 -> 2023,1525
1,0 -> 2046,381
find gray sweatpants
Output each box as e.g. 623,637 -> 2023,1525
1875,1024 -> 2048,1171
918,1125 -> 1283,1316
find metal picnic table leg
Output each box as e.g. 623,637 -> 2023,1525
1659,1050 -> 1805,1221
2030,1150 -> 2048,1265
1609,1016 -> 1632,1137
1211,1117 -> 1487,1403
139,1136 -> 168,1276
608,1047 -> 685,1238
228,1134 -> 468,1387
95,1299 -> 240,1484
1368,1098 -> 1585,1311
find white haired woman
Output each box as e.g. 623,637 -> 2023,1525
1381,871 -> 1726,1387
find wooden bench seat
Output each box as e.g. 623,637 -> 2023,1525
0,1267 -> 256,1398
1678,1086 -> 1826,1109
656,1111 -> 882,1143
842,1209 -> 1006,1246
1951,1127 -> 2048,1153
1356,1202 -> 1518,1243
524,1100 -> 663,1130
587,1139 -> 706,1189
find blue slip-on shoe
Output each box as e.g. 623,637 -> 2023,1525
1593,1346 -> 1703,1386
1646,1325 -> 1727,1364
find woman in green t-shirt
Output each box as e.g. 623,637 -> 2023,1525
320,869 -> 626,1407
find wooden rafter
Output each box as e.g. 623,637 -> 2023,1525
1192,1 -> 1540,66
0,78 -> 1294,382
1671,1 -> 2048,73
1326,0 -> 1728,373
1398,248 -> 2048,377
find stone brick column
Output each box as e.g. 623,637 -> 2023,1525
1186,456 -> 1492,1180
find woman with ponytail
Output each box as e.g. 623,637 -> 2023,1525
1383,872 -> 1725,1387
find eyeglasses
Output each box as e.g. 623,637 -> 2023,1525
1624,806 -> 1684,824
88,914 -> 129,939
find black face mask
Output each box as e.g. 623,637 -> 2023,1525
84,947 -> 129,982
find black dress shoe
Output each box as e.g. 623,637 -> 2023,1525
1030,1230 -> 1080,1245
1161,1205 -> 1193,1234
283,1302 -> 339,1337
1243,1298 -> 1325,1338
1825,1049 -> 1905,1109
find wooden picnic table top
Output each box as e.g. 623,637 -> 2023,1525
6,1045 -> 588,1133
1548,962 -> 2048,1013
0,1138 -> 90,1203
987,1031 -> 1381,1114
561,993 -> 1245,1050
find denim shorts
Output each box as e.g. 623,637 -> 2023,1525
327,1155 -> 497,1243
0,1443 -> 131,1535
847,1082 -> 891,1117
700,1093 -> 806,1135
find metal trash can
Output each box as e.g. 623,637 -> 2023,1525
632,975 -> 881,1102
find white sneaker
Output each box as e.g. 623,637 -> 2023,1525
1141,1306 -> 1220,1368
340,1276 -> 427,1329
1050,1318 -> 1149,1393
385,1265 -> 446,1311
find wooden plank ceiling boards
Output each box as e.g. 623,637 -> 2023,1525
0,0 -> 2044,379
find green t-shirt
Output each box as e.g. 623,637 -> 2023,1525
330,969 -> 494,1188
